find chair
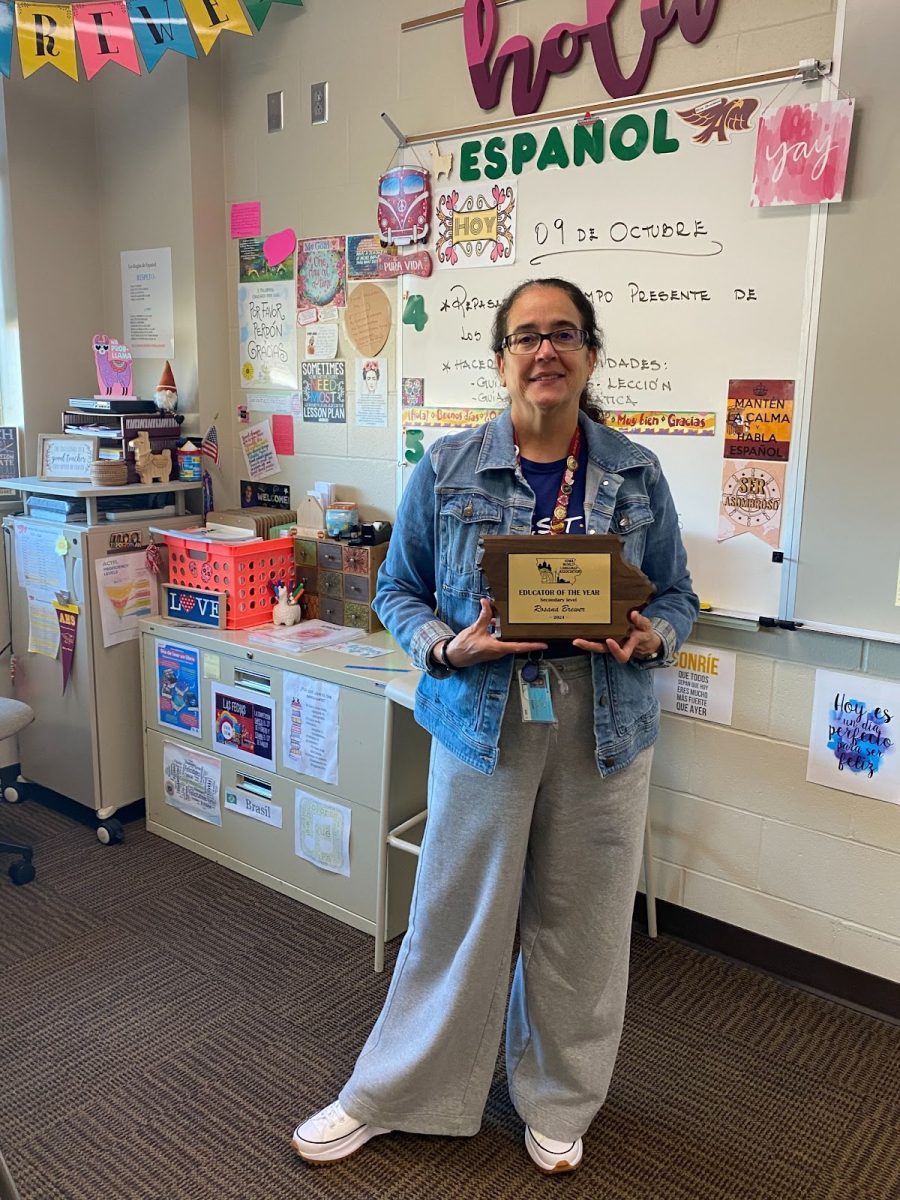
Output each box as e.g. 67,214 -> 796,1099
0,697 -> 36,886
0,1146 -> 22,1200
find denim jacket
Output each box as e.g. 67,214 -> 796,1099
373,409 -> 698,776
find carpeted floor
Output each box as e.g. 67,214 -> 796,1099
1,793 -> 898,1200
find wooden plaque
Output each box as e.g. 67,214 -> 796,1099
37,434 -> 99,481
163,584 -> 227,628
480,534 -> 654,641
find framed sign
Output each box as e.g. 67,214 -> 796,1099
37,434 -> 99,481
163,584 -> 227,628
0,426 -> 20,496
480,534 -> 654,640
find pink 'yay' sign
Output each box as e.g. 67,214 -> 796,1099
752,98 -> 855,208
463,0 -> 722,117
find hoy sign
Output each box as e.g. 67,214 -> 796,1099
464,0 -> 722,117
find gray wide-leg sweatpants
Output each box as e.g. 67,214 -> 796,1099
340,656 -> 652,1142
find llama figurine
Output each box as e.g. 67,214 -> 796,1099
272,582 -> 303,626
128,430 -> 172,484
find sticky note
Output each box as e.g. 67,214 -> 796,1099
231,202 -> 261,239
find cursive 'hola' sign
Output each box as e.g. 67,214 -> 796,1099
464,0 -> 722,117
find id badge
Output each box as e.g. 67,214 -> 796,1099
517,663 -> 556,723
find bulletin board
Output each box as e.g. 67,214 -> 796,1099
400,80 -> 826,623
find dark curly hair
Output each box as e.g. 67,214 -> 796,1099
491,277 -> 605,422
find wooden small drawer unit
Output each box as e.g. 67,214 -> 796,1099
293,538 -> 390,634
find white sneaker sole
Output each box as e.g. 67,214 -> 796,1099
292,1122 -> 390,1164
525,1127 -> 583,1174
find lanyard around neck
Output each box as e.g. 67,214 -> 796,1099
514,424 -> 582,536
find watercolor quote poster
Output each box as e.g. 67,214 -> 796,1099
752,98 -> 854,208
297,237 -> 347,312
806,669 -> 899,804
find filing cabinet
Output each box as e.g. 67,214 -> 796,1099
140,619 -> 430,951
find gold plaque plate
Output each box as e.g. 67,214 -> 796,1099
480,534 -> 654,641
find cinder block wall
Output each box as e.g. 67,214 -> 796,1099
647,635 -> 900,983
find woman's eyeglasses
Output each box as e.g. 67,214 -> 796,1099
502,328 -> 589,354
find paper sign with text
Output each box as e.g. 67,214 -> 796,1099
225,787 -> 283,828
654,645 -> 736,726
806,669 -> 898,804
212,682 -> 275,771
752,99 -> 854,208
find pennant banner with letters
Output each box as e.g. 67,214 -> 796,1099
0,0 -> 300,79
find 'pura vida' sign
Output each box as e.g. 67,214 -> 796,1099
464,0 -> 722,117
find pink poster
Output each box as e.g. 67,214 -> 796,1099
231,202 -> 262,239
752,98 -> 854,208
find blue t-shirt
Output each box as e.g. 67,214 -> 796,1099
519,440 -> 590,658
519,438 -> 588,535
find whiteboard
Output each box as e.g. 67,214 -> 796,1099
400,83 -> 822,620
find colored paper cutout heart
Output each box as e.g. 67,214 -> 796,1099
264,228 -> 297,268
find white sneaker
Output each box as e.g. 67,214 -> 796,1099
291,1099 -> 392,1164
525,1126 -> 583,1174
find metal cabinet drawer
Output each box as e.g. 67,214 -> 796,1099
144,729 -> 394,927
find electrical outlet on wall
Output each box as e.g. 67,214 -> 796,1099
311,82 -> 328,125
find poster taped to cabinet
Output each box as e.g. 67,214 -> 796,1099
211,682 -> 275,770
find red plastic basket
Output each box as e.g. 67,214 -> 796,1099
164,534 -> 295,629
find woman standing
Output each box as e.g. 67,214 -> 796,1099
293,278 -> 698,1174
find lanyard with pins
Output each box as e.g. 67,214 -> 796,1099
513,424 -> 582,681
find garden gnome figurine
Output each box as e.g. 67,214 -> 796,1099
154,361 -> 178,414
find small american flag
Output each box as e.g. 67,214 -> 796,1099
200,423 -> 219,464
